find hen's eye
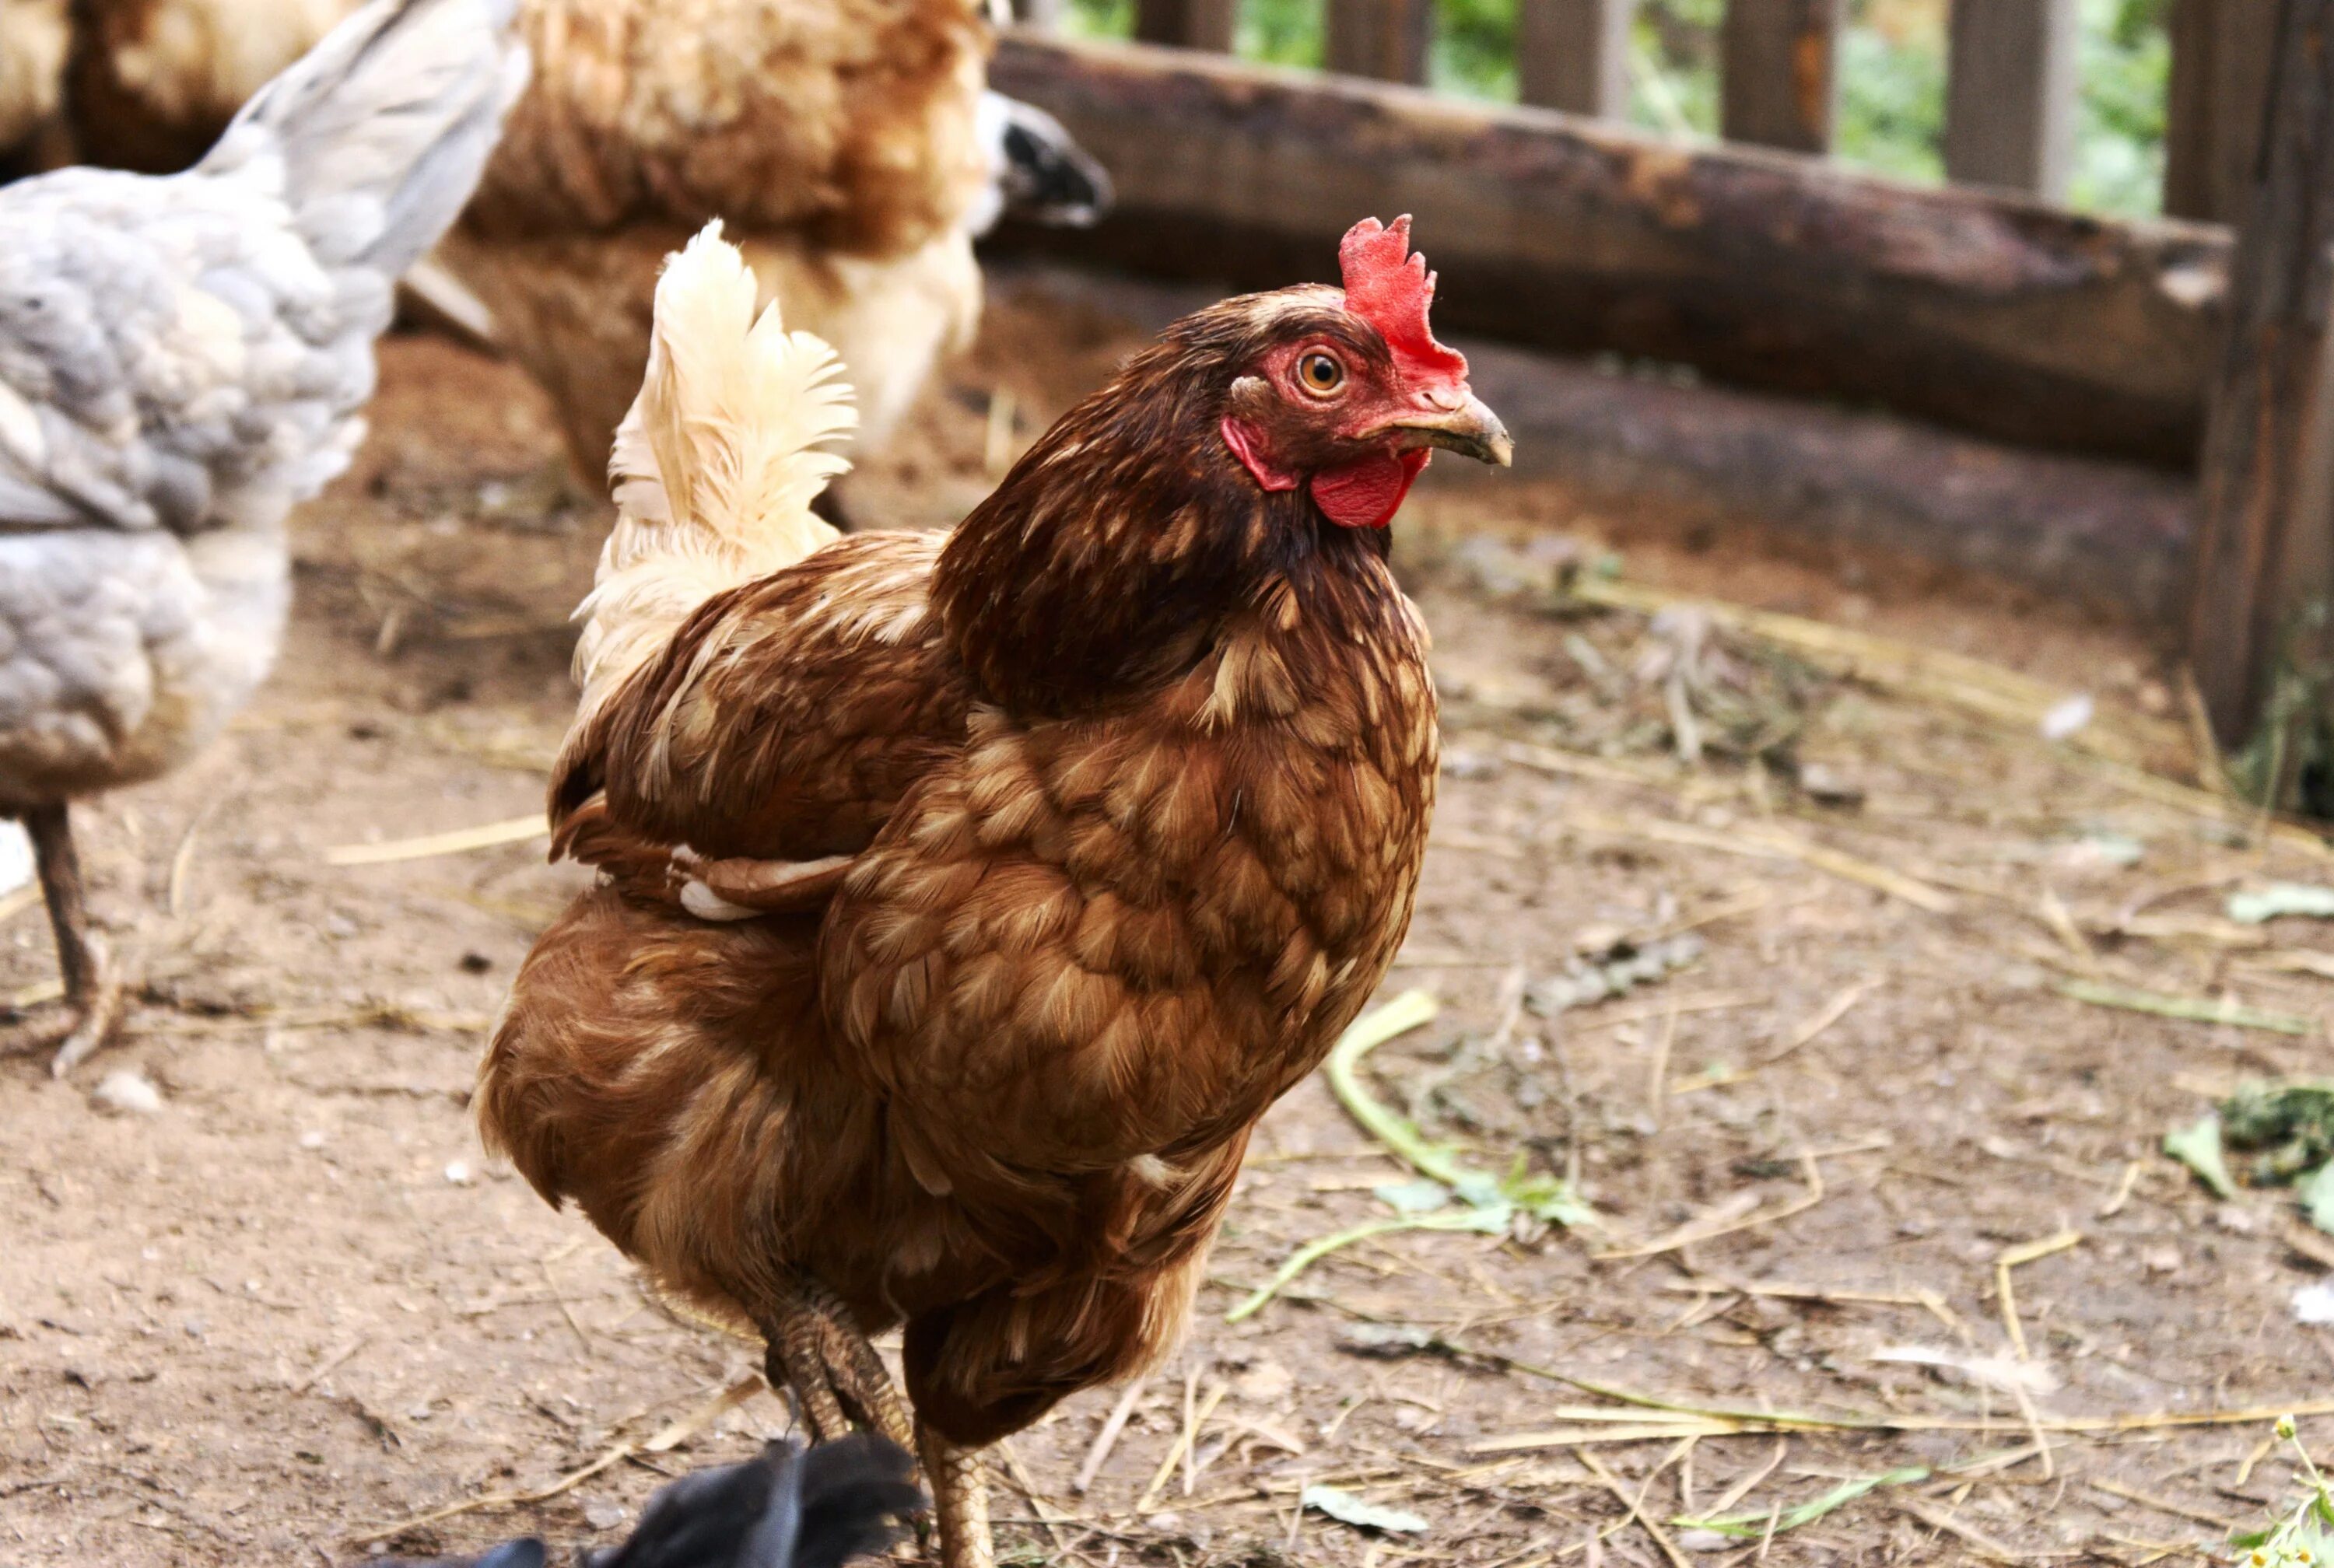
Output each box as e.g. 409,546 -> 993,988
1296,352 -> 1346,397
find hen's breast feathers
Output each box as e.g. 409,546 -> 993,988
561,520 -> 1438,1204
822,565 -> 1437,1199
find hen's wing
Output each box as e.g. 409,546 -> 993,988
552,529 -> 972,874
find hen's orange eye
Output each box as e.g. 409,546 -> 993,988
1297,352 -> 1346,397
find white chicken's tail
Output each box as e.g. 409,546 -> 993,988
573,222 -> 857,720
198,0 -> 529,276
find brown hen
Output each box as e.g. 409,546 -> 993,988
478,216 -> 1510,1568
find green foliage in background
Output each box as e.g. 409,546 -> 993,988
1061,0 -> 2172,216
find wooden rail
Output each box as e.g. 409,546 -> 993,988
987,33 -> 2227,465
1024,0 -> 2276,213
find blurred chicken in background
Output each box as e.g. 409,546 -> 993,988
439,0 -> 1109,496
64,0 -> 359,172
0,0 -> 71,176
0,0 -> 525,1072
45,0 -> 1109,501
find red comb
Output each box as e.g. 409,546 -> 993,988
1338,215 -> 1468,390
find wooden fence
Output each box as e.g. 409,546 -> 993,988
1015,0 -> 2273,221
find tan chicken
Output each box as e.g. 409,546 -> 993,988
478,217 -> 1511,1566
54,0 -> 1106,490
64,0 -> 361,172
439,0 -> 1105,489
0,0 -> 72,174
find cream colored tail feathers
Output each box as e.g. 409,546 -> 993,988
573,222 -> 857,720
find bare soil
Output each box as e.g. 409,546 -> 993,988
5,264 -> 2332,1568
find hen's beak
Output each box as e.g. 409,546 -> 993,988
1386,391 -> 1514,467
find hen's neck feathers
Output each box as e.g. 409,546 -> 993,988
934,303 -> 1402,719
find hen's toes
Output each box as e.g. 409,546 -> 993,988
50,976 -> 126,1077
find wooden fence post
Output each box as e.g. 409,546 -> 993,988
1721,0 -> 1842,152
2165,0 -> 2280,222
1134,0 -> 1235,51
1518,0 -> 1635,118
1326,0 -> 1434,84
1942,0 -> 2079,198
2187,0 -> 2334,759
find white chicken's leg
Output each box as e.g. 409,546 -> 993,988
0,803 -> 124,1076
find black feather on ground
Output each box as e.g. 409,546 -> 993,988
374,1436 -> 922,1568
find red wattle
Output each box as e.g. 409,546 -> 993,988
1310,449 -> 1430,529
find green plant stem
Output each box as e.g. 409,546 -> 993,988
1223,1209 -> 1504,1324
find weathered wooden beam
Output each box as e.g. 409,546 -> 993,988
2187,0 -> 2334,753
1134,0 -> 1234,51
1943,0 -> 2079,198
1721,0 -> 1842,152
1517,0 -> 1635,119
986,33 -> 2229,465
1326,0 -> 1433,85
2164,0 -> 2279,223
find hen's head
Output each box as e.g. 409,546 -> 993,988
1206,215 -> 1511,529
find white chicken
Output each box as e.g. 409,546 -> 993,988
0,0 -> 527,1073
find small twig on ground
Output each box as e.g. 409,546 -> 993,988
1596,1150 -> 1833,1262
1893,1497 -> 2024,1564
1646,999 -> 1679,1127
1702,1440 -> 1789,1520
1131,1380 -> 1225,1514
2097,1162 -> 2143,1219
2055,979 -> 2311,1035
1995,1230 -> 2082,1362
288,1337 -> 366,1396
1761,980 -> 1877,1069
1074,1377 -> 1149,1494
996,1437 -> 1074,1554
541,1255 -> 593,1355
348,1376 -> 760,1544
324,814 -> 546,867
2087,1478 -> 2238,1532
1574,1445 -> 1692,1568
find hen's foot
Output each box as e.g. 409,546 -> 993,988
0,805 -> 126,1076
0,959 -> 125,1078
917,1423 -> 993,1568
760,1272 -> 913,1450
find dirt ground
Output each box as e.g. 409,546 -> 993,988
6,263 -> 2334,1568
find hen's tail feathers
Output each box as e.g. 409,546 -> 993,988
199,0 -> 529,275
573,222 -> 856,723
587,1435 -> 922,1568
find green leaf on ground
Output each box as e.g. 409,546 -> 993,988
1674,1465 -> 1930,1539
2164,1115 -> 2238,1199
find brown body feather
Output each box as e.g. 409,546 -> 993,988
480,283 -> 1439,1449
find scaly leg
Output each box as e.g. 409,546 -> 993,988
0,805 -> 124,1077
759,1270 -> 913,1450
916,1421 -> 993,1568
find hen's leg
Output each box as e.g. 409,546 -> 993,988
916,1422 -> 993,1568
0,805 -> 123,1076
759,1271 -> 913,1449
